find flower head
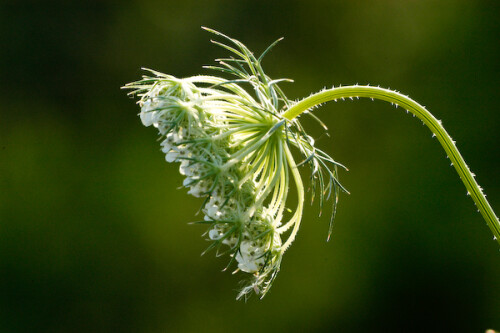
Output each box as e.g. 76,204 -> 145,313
123,28 -> 346,299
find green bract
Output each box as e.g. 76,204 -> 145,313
124,28 -> 345,299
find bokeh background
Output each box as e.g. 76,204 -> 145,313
1,0 -> 499,332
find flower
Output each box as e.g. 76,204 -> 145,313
123,28 -> 345,299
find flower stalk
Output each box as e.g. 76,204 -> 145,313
282,86 -> 500,245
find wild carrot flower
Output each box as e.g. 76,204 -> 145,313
124,28 -> 345,299
124,28 -> 499,299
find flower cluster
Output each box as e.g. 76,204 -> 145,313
124,28 -> 345,299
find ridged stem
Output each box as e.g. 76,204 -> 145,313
282,85 -> 500,246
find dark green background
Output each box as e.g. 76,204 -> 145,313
1,1 -> 498,332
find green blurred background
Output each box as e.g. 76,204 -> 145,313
1,0 -> 499,332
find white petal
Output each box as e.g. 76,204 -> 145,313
207,205 -> 219,218
165,151 -> 179,162
209,229 -> 222,240
183,177 -> 193,187
179,160 -> 190,175
188,186 -> 202,198
140,110 -> 157,127
161,143 -> 173,154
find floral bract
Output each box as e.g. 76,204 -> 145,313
124,28 -> 345,299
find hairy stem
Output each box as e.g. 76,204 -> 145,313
282,85 -> 500,245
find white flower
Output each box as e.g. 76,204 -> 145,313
139,109 -> 158,127
204,201 -> 223,220
179,160 -> 191,176
124,28 -> 344,299
165,150 -> 180,163
236,241 -> 266,273
208,228 -> 223,240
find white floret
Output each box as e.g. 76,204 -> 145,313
140,100 -> 159,126
179,160 -> 191,176
209,228 -> 224,240
203,201 -> 223,220
236,240 -> 266,273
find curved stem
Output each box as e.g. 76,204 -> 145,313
282,86 -> 500,246
281,143 -> 304,252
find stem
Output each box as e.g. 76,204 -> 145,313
281,143 -> 304,252
282,85 -> 500,246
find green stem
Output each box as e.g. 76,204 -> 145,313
281,143 -> 304,252
282,85 -> 500,246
